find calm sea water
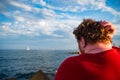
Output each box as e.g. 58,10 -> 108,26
0,50 -> 78,80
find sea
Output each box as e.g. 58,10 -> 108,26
0,49 -> 78,80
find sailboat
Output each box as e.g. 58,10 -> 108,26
26,47 -> 30,51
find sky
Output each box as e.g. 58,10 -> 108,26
0,0 -> 120,50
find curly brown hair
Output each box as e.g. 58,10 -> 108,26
73,19 -> 112,45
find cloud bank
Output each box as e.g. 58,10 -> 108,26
0,0 -> 120,39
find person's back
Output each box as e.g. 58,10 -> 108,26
54,19 -> 120,80
54,47 -> 120,80
76,47 -> 120,80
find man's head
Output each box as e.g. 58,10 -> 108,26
73,19 -> 115,52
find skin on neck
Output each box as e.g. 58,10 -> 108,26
78,37 -> 112,54
84,43 -> 112,54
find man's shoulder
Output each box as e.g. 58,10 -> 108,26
62,54 -> 83,65
65,55 -> 80,61
112,46 -> 120,53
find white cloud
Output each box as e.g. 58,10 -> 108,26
2,8 -> 119,39
1,22 -> 37,36
39,0 -> 120,16
40,8 -> 57,18
101,6 -> 120,15
114,23 -> 120,35
36,20 -> 61,37
0,12 -> 80,38
40,0 -> 46,6
89,0 -> 120,15
9,1 -> 32,11
15,16 -> 25,22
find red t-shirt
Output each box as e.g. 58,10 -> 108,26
54,47 -> 120,80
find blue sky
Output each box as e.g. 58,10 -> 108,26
0,0 -> 120,50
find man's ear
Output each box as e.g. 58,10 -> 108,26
78,37 -> 85,48
80,37 -> 85,48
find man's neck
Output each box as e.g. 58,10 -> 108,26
84,42 -> 112,54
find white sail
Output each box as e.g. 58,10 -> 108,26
26,47 -> 30,51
